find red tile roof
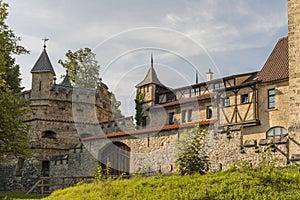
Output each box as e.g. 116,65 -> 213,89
82,119 -> 216,141
258,37 -> 288,82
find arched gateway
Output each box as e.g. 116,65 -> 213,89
99,142 -> 130,175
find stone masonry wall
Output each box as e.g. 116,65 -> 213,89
121,131 -> 178,174
49,144 -> 96,178
288,0 -> 300,158
49,144 -> 97,191
208,130 -> 288,172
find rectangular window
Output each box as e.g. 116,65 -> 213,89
159,94 -> 166,103
142,116 -> 147,127
181,110 -> 187,123
188,109 -> 193,122
194,88 -> 200,96
222,97 -> 230,107
214,82 -> 225,89
190,89 -> 195,97
166,93 -> 175,102
206,106 -> 213,119
169,112 -> 175,125
268,89 -> 275,109
241,94 -> 249,104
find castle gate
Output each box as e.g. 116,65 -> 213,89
99,142 -> 130,175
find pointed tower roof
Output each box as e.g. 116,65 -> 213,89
31,45 -> 55,75
61,70 -> 73,87
136,54 -> 163,88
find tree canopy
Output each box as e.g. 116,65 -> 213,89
58,48 -> 100,88
0,0 -> 29,93
0,1 -> 31,161
0,79 -> 31,161
135,90 -> 145,128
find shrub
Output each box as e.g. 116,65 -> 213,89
176,126 -> 209,175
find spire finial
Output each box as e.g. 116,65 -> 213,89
42,38 -> 49,49
151,53 -> 153,68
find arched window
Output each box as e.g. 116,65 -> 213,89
266,126 -> 287,139
42,130 -> 57,139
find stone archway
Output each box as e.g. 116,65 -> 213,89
99,142 -> 130,175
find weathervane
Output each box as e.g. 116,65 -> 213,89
42,38 -> 49,48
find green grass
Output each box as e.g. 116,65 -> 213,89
42,167 -> 300,200
3,167 -> 300,199
0,191 -> 45,200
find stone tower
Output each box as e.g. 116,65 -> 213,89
30,45 -> 55,101
288,0 -> 300,157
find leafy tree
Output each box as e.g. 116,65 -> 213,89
176,126 -> 209,175
110,93 -> 124,119
134,90 -> 145,128
0,1 -> 31,161
0,75 -> 31,161
58,48 -> 100,88
0,0 -> 29,93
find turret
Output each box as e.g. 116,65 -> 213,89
30,44 -> 56,100
136,53 -> 164,107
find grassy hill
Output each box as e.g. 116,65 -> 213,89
2,166 -> 300,199
42,166 -> 300,200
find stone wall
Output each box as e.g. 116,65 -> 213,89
0,156 -> 46,192
288,0 -> 300,158
121,131 -> 178,174
50,144 -> 97,178
208,130 -> 288,172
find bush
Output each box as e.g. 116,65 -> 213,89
176,126 -> 209,175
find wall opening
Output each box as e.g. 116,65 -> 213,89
42,130 -> 57,139
99,142 -> 130,175
41,160 -> 50,177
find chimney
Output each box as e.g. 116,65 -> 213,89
206,69 -> 213,82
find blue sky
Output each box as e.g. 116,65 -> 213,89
5,0 -> 287,116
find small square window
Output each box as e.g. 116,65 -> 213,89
241,94 -> 249,104
223,97 -> 230,107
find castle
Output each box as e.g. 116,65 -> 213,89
1,0 -> 300,193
